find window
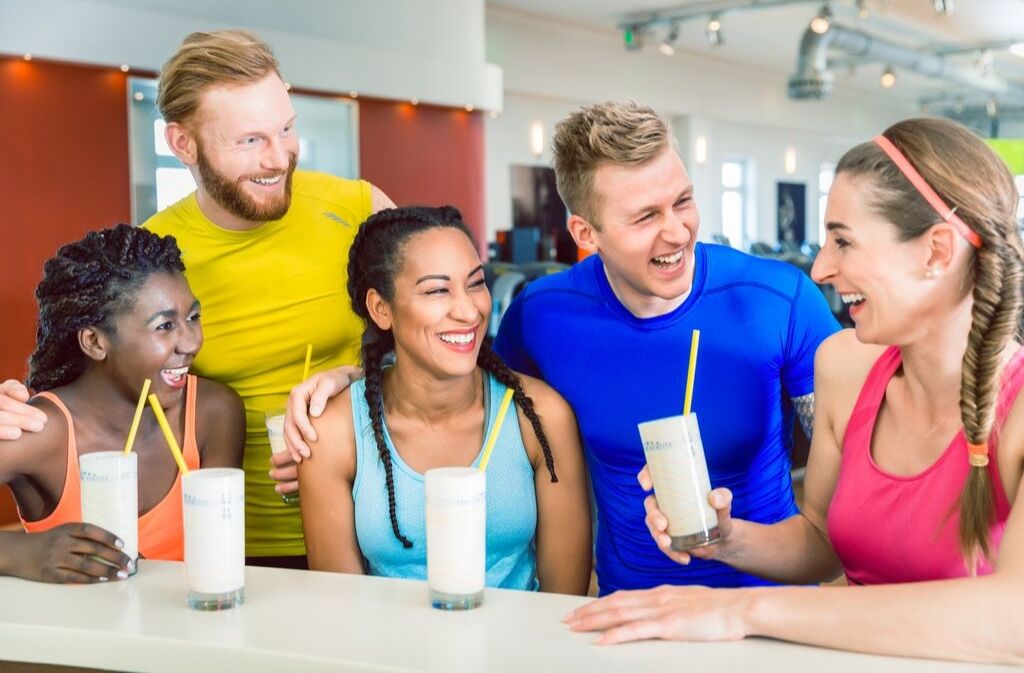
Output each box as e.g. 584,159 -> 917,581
818,162 -> 835,244
128,77 -> 360,224
721,159 -> 749,249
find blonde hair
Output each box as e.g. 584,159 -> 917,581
157,30 -> 281,126
551,101 -> 674,224
837,118 -> 1023,569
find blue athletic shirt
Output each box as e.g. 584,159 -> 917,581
494,243 -> 839,593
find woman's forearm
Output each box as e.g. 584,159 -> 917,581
720,514 -> 842,584
743,575 -> 1024,665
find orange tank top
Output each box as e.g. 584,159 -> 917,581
19,376 -> 202,561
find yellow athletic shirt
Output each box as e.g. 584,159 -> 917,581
145,170 -> 371,556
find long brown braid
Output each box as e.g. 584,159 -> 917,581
28,224 -> 185,392
348,206 -> 557,548
836,118 -> 1023,567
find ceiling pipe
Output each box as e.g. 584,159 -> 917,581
788,23 -> 1024,100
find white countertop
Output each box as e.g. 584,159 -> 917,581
0,561 -> 1003,672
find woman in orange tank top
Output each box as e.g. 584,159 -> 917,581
0,224 -> 244,583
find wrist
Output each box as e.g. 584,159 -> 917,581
738,587 -> 774,638
0,531 -> 31,578
716,519 -> 748,565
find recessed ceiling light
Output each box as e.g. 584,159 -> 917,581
120,64 -> 130,72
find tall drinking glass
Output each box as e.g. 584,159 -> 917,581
79,451 -> 138,573
183,468 -> 245,610
425,467 -> 485,610
637,412 -> 720,550
264,408 -> 299,504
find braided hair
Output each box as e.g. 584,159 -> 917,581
836,118 -> 1023,569
347,206 -> 558,548
28,224 -> 185,392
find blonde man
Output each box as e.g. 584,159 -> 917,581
1,30 -> 391,568
491,101 -> 838,594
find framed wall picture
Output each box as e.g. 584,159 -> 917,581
776,181 -> 807,249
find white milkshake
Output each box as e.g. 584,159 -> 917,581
264,408 -> 299,504
638,413 -> 720,550
425,467 -> 486,609
79,451 -> 139,571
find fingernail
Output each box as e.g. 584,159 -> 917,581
115,538 -> 125,550
311,405 -> 323,416
301,448 -> 310,458
29,420 -> 44,432
117,570 -> 128,580
127,559 -> 137,573
98,576 -> 109,582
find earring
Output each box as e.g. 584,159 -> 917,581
925,267 -> 940,279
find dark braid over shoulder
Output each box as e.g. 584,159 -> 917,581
28,224 -> 185,392
477,339 -> 557,483
347,205 -> 557,547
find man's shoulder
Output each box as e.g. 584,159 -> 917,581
702,243 -> 806,297
142,194 -> 196,236
291,171 -> 368,211
517,256 -> 599,303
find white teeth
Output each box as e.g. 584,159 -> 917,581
841,293 -> 866,305
251,175 -> 282,185
652,251 -> 683,265
439,332 -> 474,345
161,366 -> 189,378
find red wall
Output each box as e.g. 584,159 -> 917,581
0,57 -> 132,524
358,99 -> 486,250
0,59 -> 486,524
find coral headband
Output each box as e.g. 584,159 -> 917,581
873,135 -> 983,249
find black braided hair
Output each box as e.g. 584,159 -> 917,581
28,224 -> 185,392
347,206 -> 557,548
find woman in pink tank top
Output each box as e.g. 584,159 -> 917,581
567,119 -> 1024,664
0,224 -> 243,583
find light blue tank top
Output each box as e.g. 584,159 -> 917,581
350,370 -> 539,590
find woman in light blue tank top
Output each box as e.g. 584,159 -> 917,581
299,206 -> 591,594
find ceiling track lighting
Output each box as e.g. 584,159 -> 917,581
880,65 -> 897,88
659,22 -> 680,56
810,4 -> 832,34
706,15 -> 723,48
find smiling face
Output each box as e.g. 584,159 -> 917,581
811,172 -> 963,345
572,147 -> 700,318
93,272 -> 203,408
369,227 -> 490,380
190,72 -> 299,226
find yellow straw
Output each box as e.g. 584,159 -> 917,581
147,394 -> 189,475
122,378 -> 151,455
683,329 -> 700,416
302,343 -> 313,382
478,388 -> 515,473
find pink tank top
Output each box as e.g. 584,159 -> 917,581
828,347 -> 1020,584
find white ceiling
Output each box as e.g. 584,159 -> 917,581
488,0 -> 1024,105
